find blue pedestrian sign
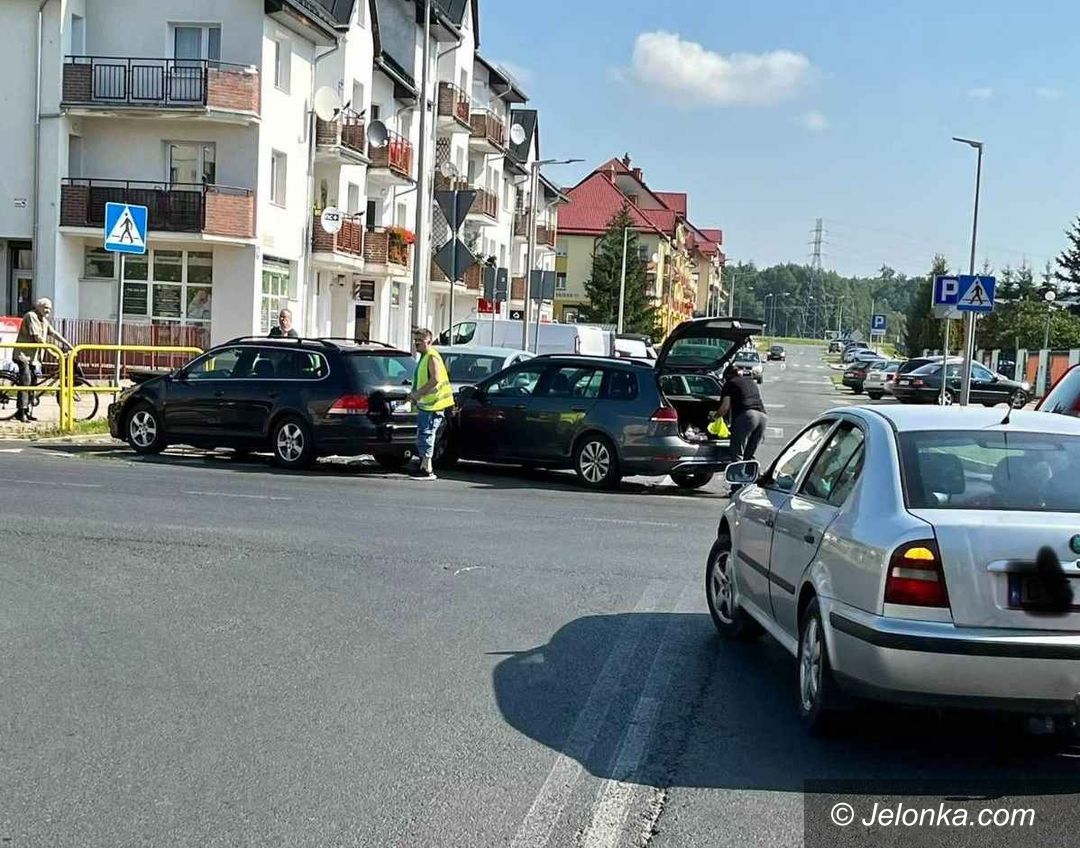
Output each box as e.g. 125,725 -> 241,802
933,274 -> 995,318
103,202 -> 148,255
871,314 -> 887,333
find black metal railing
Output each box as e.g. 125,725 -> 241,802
63,56 -> 248,107
61,178 -> 252,232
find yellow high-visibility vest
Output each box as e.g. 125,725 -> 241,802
414,348 -> 454,411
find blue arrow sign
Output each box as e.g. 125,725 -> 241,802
871,313 -> 887,332
104,202 -> 148,255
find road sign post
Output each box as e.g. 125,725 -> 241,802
932,274 -> 995,405
433,189 -> 477,346
103,202 -> 148,384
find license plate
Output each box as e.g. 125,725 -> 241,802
392,400 -> 412,414
1009,574 -> 1080,610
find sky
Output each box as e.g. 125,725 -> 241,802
480,0 -> 1080,279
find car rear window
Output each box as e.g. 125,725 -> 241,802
345,353 -> 415,388
441,352 -> 505,383
663,339 -> 734,368
899,430 -> 1080,512
1040,366 -> 1080,416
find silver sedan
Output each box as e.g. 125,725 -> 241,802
706,404 -> 1080,732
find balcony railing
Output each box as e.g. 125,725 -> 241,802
470,110 -> 506,149
60,178 -> 254,238
312,210 -> 364,257
463,264 -> 484,291
513,211 -> 529,238
437,81 -> 471,129
316,112 -> 367,157
537,225 -> 557,247
363,228 -> 411,268
61,56 -> 259,113
368,131 -> 414,181
473,187 -> 498,220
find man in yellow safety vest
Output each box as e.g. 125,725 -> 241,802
407,327 -> 454,480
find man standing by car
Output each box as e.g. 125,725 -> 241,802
13,297 -> 70,423
719,363 -> 768,467
268,308 -> 298,338
407,328 -> 454,480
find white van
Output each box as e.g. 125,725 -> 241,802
439,319 -> 610,356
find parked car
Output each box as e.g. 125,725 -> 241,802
733,348 -> 764,383
439,319 -> 608,356
438,317 -> 765,490
767,344 -> 786,361
1038,364 -> 1080,417
863,360 -> 901,400
706,405 -> 1080,731
891,361 -> 1030,407
841,343 -> 874,364
895,355 -> 961,377
107,337 -> 418,470
841,354 -> 887,393
439,346 -> 534,395
828,340 -> 845,354
615,333 -> 658,360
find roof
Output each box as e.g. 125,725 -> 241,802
656,192 -> 687,216
596,157 -> 632,175
538,173 -> 570,204
699,228 -> 723,245
475,53 -> 528,103
557,172 -> 667,237
855,406 -> 1080,435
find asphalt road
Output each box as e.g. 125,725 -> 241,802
1,344 -> 1076,848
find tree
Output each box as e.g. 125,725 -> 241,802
1054,217 -> 1080,292
997,265 -> 1016,301
1015,262 -> 1036,302
977,300 -> 1080,350
581,206 -> 659,336
903,255 -> 963,356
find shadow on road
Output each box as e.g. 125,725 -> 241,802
492,611 -> 1080,794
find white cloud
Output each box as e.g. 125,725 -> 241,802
967,87 -> 994,100
1036,87 -> 1062,100
799,111 -> 829,132
627,31 -> 814,106
494,60 -> 533,87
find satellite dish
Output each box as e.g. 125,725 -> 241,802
651,252 -> 660,264
320,206 -> 344,235
509,123 -> 527,146
439,161 -> 459,179
367,120 -> 389,149
313,86 -> 341,122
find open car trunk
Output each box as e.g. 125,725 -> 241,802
659,374 -> 725,441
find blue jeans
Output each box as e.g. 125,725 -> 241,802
416,409 -> 445,460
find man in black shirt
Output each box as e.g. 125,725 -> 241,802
719,364 -> 768,463
269,308 -> 299,338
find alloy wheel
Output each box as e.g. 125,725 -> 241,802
276,422 -> 305,463
578,440 -> 610,484
708,550 -> 735,624
129,410 -> 157,448
799,616 -> 823,713
1011,391 -> 1028,409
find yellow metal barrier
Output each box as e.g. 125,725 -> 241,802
0,341 -> 70,424
62,344 -> 203,432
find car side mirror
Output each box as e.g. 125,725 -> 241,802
458,385 -> 480,402
725,460 -> 760,486
172,369 -> 188,382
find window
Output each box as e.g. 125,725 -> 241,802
70,14 -> 85,54
270,151 -> 287,206
173,25 -> 221,63
370,104 -> 381,121
828,444 -> 865,506
118,250 -> 211,324
973,362 -> 996,381
396,202 -> 407,228
390,282 -> 402,308
605,371 -> 639,400
68,135 -> 82,178
442,352 -> 504,383
345,354 -> 414,387
347,183 -> 360,214
241,348 -> 328,380
556,273 -> 567,292
767,421 -> 835,492
274,38 -> 291,92
261,262 -> 291,331
800,424 -> 865,503
352,81 -> 365,113
487,364 -> 546,397
539,366 -> 603,399
683,375 -> 722,396
84,247 -> 115,279
185,347 -> 243,381
366,200 -> 378,230
168,142 -> 216,185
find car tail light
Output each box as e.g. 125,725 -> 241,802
884,541 -> 949,607
650,406 -> 679,423
328,394 -> 370,415
911,378 -> 925,387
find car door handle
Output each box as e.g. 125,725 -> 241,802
571,407 -> 587,413
765,518 -> 775,528
513,403 -> 527,410
804,533 -> 816,544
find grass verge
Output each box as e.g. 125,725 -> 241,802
26,419 -> 112,440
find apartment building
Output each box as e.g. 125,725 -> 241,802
4,0 -> 562,352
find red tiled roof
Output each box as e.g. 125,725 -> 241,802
640,207 -> 678,234
558,172 -> 666,236
595,157 -> 632,176
656,192 -> 687,216
699,228 -> 723,245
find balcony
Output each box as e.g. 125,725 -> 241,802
61,57 -> 259,123
436,82 -> 471,135
468,187 -> 498,223
362,228 -> 412,272
469,110 -> 506,153
463,264 -> 484,292
513,211 -> 529,238
60,178 -> 254,240
368,131 -> 414,186
315,112 -> 368,164
537,225 -> 557,248
311,210 -> 364,265
511,276 -> 526,301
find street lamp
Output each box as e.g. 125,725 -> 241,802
953,136 -> 984,406
1043,288 -> 1056,352
763,293 -> 774,334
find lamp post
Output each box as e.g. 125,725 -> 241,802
953,136 -> 984,406
1044,288 -> 1056,352
763,293 -> 774,338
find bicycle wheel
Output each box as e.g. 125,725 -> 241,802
0,374 -> 19,421
71,377 -> 101,422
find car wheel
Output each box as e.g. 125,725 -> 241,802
126,403 -> 167,455
1010,390 -> 1029,409
433,422 -> 459,470
573,433 -> 621,489
375,453 -> 408,471
271,416 -> 315,469
671,470 -> 714,490
705,536 -> 763,639
756,375 -> 764,384
867,392 -> 882,400
797,598 -> 839,733
941,389 -> 956,406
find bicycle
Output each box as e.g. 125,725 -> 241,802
0,356 -> 100,422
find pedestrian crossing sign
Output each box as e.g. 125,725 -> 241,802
955,274 -> 995,314
103,202 -> 148,255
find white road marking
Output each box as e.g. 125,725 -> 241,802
183,490 -> 293,501
411,505 -> 482,514
509,581 -> 669,848
579,585 -> 695,848
0,477 -> 101,488
766,427 -> 785,439
767,404 -> 785,409
453,566 -> 486,575
0,448 -> 24,453
571,516 -> 679,528
797,380 -> 831,385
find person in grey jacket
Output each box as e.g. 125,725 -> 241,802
719,364 -> 768,464
13,298 -> 70,422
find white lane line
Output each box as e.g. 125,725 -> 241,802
579,585 -> 696,848
768,404 -> 786,409
571,516 -> 679,528
766,427 -> 785,439
797,380 -> 831,385
411,505 -> 482,514
509,581 -> 669,848
0,477 -> 101,488
183,490 -> 293,501
0,448 -> 25,453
